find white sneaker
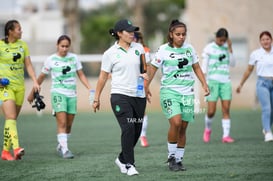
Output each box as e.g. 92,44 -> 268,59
115,158 -> 127,174
126,164 -> 139,176
264,132 -> 273,142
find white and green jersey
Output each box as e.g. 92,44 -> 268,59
41,52 -> 82,97
201,42 -> 235,83
151,43 -> 199,95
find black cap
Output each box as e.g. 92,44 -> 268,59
113,19 -> 139,32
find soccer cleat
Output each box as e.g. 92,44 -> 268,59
166,156 -> 180,171
203,128 -> 212,143
126,164 -> 139,176
14,147 -> 25,160
264,132 -> 273,142
177,161 -> 187,171
222,136 -> 234,143
62,150 -> 74,159
115,157 -> 127,174
140,136 -> 149,147
1,150 -> 14,161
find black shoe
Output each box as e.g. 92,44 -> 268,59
177,162 -> 187,171
166,156 -> 180,171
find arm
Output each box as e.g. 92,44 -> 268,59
27,73 -> 46,103
227,39 -> 236,67
236,65 -> 254,93
92,70 -> 109,112
77,69 -> 91,90
25,56 -> 40,92
192,63 -> 210,96
146,64 -> 158,103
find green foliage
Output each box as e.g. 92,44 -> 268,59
80,14 -> 116,53
143,0 -> 185,40
80,0 -> 185,53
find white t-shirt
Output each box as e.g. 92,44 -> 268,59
249,46 -> 273,77
151,43 -> 199,95
101,41 -> 145,97
41,52 -> 82,97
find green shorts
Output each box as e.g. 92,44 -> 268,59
0,86 -> 25,106
206,80 -> 232,101
51,92 -> 77,114
160,89 -> 195,122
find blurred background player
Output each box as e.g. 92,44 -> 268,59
201,28 -> 236,143
0,20 -> 40,161
236,31 -> 273,142
28,35 -> 91,158
134,31 -> 151,147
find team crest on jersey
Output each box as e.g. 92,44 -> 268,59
116,54 -> 121,59
135,50 -> 140,56
3,91 -> 8,97
19,46 -> 24,52
186,50 -> 192,57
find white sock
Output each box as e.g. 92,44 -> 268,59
167,142 -> 177,158
175,147 -> 185,163
57,133 -> 68,154
140,115 -> 148,137
205,115 -> 213,130
222,119 -> 231,138
67,133 -> 71,140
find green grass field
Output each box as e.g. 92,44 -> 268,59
0,109 -> 272,181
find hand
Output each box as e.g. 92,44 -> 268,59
203,85 -> 210,96
92,101 -> 100,113
27,93 -> 34,104
146,88 -> 152,103
236,85 -> 242,93
140,73 -> 149,81
33,81 -> 41,93
227,38 -> 233,53
227,38 -> 232,47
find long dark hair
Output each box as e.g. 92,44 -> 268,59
57,35 -> 71,45
167,19 -> 187,46
2,20 -> 19,44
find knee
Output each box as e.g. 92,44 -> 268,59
207,112 -> 215,118
170,119 -> 182,128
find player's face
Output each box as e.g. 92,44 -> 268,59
118,30 -> 135,45
260,34 -> 272,51
57,39 -> 70,57
170,27 -> 186,48
215,37 -> 227,46
9,23 -> 22,40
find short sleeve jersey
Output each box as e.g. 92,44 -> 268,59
101,41 -> 145,97
151,43 -> 199,95
201,42 -> 231,83
0,39 -> 29,89
41,52 -> 82,97
249,46 -> 273,77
